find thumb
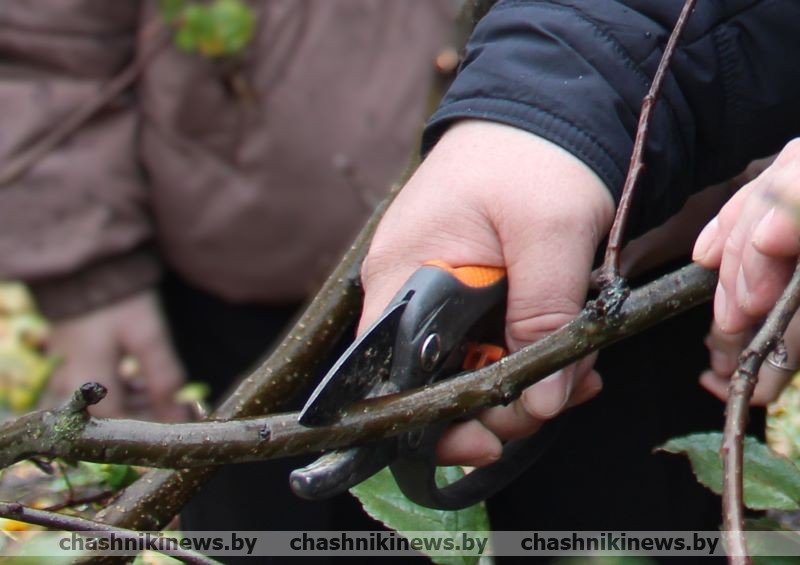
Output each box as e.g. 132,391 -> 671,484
501,221 -> 597,418
491,141 -> 612,423
500,189 -> 606,352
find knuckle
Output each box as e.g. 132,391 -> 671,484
481,444 -> 503,465
722,235 -> 742,261
361,245 -> 403,288
715,205 -> 739,237
779,138 -> 800,163
706,324 -> 747,349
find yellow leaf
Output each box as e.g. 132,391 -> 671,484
0,283 -> 35,315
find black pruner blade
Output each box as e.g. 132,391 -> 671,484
298,299 -> 409,427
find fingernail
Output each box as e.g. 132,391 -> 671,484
523,370 -> 570,418
753,207 -> 776,248
736,264 -> 750,310
714,284 -> 728,330
710,349 -> 736,376
693,217 -> 719,262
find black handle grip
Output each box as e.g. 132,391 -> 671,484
290,441 -> 397,500
390,418 -> 563,510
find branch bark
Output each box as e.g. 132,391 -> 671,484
0,264 -> 716,468
90,190 -> 389,530
0,502 -> 220,565
721,259 -> 800,565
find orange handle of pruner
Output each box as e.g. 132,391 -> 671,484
423,260 -> 506,288
422,260 -> 508,370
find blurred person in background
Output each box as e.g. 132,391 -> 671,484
0,0 -> 454,540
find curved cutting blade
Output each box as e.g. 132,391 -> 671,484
298,300 -> 408,426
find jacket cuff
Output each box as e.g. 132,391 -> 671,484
29,247 -> 161,320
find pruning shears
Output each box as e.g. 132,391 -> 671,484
290,260 -> 559,510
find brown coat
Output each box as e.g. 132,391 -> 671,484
0,0 -> 453,318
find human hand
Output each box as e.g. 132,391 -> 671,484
613,155 -> 775,282
693,144 -> 798,404
360,120 -> 615,466
41,290 -> 186,420
697,319 -> 798,406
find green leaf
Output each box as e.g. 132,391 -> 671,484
206,0 -> 256,56
745,518 -> 800,565
350,467 -> 490,565
175,382 -> 211,404
100,463 -> 140,490
173,0 -> 255,57
174,4 -> 213,53
658,432 -> 800,511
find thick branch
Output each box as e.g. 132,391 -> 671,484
1,264 -> 715,468
92,0 -> 482,533
0,502 -> 219,565
599,0 -> 698,283
721,260 -> 800,565
92,183 -> 396,531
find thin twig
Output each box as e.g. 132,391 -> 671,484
722,260 -> 800,564
0,19 -> 168,187
0,264 -> 716,469
599,0 -> 698,285
0,501 -> 220,565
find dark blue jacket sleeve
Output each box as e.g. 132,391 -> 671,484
423,0 -> 800,236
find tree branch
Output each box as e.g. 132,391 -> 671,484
722,260 -> 800,565
0,264 -> 716,469
0,501 -> 220,565
0,3 -> 717,561
90,0 -> 487,535
599,0 -> 698,285
92,183 -> 397,532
